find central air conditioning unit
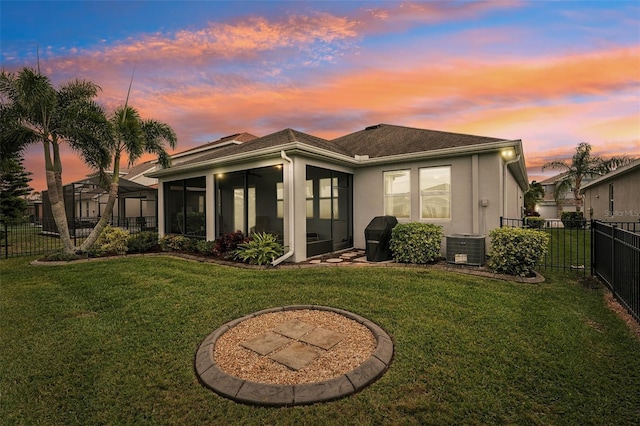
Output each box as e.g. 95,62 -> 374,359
446,234 -> 486,266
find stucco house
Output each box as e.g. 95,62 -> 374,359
581,159 -> 640,223
147,124 -> 528,264
535,171 -> 599,219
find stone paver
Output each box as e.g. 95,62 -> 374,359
268,341 -> 320,370
195,305 -> 394,407
273,319 -> 316,339
240,331 -> 291,355
299,327 -> 344,350
326,258 -> 344,263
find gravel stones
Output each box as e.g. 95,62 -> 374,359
195,305 -> 394,406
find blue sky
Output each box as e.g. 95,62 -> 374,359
2,0 -> 639,191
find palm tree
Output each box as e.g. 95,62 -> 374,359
524,180 -> 544,215
542,142 -> 632,212
0,67 -> 109,253
78,105 -> 177,251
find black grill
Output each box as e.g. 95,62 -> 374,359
365,216 -> 398,262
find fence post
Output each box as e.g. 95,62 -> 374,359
590,220 -> 594,277
611,224 -> 617,290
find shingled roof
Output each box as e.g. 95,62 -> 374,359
331,124 -> 507,158
179,128 -> 351,166
172,132 -> 259,157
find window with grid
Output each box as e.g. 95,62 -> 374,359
383,170 -> 411,218
420,166 -> 451,220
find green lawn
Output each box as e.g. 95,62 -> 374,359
1,256 -> 639,425
540,228 -> 591,272
0,223 -> 87,259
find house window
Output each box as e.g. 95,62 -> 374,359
420,166 -> 451,220
306,180 -> 314,218
319,177 -> 338,219
384,170 -> 410,218
609,183 -> 614,214
276,182 -> 284,219
234,186 -> 255,233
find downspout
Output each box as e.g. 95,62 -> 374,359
503,154 -> 522,218
272,150 -> 295,266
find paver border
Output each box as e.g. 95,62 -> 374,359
194,305 -> 394,407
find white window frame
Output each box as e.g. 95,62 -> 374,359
420,166 -> 451,220
383,169 -> 411,219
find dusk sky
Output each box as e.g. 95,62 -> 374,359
2,0 -> 639,192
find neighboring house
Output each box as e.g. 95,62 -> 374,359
536,172 -> 597,218
170,132 -> 258,166
41,172 -> 157,234
40,133 -> 258,234
147,124 -> 529,263
581,159 -> 640,223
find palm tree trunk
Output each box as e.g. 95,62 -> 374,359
79,182 -> 119,252
44,140 -> 74,253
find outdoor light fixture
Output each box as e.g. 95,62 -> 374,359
501,148 -> 515,160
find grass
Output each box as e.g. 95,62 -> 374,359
0,223 -> 88,258
540,227 -> 591,272
1,256 -> 639,425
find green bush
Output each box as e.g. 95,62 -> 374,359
196,239 -> 217,256
525,217 -> 546,229
488,227 -> 550,277
89,226 -> 130,257
233,232 -> 284,265
126,231 -> 159,253
561,212 -> 586,229
390,222 -> 443,264
42,250 -> 84,262
159,234 -> 192,252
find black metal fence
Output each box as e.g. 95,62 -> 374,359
500,217 -> 590,274
592,221 -> 640,323
1,216 -> 157,259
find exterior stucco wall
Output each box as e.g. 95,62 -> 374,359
583,167 -> 640,222
352,152 -> 509,253
504,163 -> 524,219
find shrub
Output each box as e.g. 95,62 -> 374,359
390,222 -> 443,264
89,226 -> 130,257
525,217 -> 546,229
43,250 -> 84,262
213,231 -> 248,258
561,212 -> 586,229
126,231 -> 159,253
159,234 -> 192,252
196,239 -> 217,256
488,227 -> 550,277
233,232 -> 284,265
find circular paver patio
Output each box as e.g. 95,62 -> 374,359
194,305 -> 394,406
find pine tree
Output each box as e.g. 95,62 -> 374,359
0,157 -> 33,224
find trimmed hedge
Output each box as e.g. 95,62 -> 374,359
525,216 -> 546,229
561,212 -> 586,229
159,234 -> 192,252
390,222 -> 443,264
488,227 -> 550,277
127,231 -> 159,253
89,226 -> 130,257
